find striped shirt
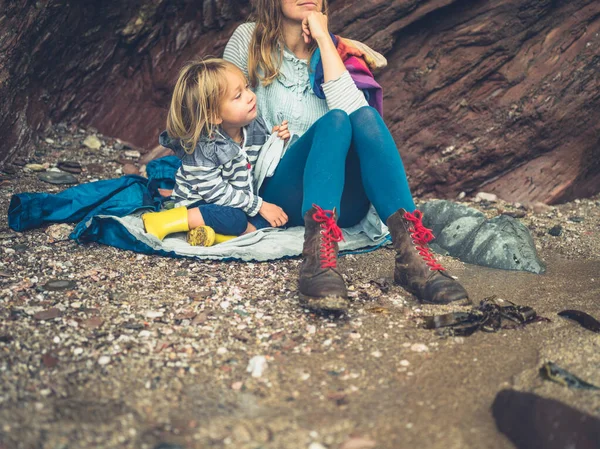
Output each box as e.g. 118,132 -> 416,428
158,116 -> 270,216
223,22 -> 368,138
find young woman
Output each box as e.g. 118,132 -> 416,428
223,0 -> 469,311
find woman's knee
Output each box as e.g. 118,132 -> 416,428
349,106 -> 380,125
321,109 -> 351,132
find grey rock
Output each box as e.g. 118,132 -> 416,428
436,216 -> 486,255
420,200 -> 545,274
419,200 -> 485,236
461,215 -> 545,274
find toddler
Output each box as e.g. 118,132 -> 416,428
143,58 -> 289,245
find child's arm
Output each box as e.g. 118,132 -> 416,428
272,120 -> 290,141
187,164 -> 263,217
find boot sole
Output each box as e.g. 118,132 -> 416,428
187,226 -> 216,246
299,294 -> 349,313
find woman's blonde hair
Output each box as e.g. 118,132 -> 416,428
167,58 -> 244,154
248,0 -> 329,87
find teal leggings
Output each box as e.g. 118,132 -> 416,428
260,106 -> 416,227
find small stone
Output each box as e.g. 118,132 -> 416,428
45,224 -> 73,241
340,437 -> 377,449
82,316 -> 104,330
124,150 -> 141,158
568,216 -> 584,223
43,279 -> 77,291
371,350 -> 382,358
548,225 -> 563,237
25,163 -> 46,172
246,355 -> 268,378
145,311 -> 164,319
122,163 -> 140,175
475,192 -> 498,203
153,443 -> 184,449
216,347 -> 228,355
38,171 -> 79,185
501,209 -> 527,219
410,343 -> 429,353
83,135 -> 102,150
33,308 -> 62,321
232,381 -> 243,391
41,353 -> 59,368
399,359 -> 410,366
98,356 -> 111,365
57,161 -> 83,174
457,191 -> 466,200
73,348 -> 84,356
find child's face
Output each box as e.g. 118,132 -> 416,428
218,68 -> 257,128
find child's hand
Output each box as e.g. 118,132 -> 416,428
259,201 -> 288,227
272,120 -> 290,141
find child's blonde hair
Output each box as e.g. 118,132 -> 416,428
167,58 -> 244,154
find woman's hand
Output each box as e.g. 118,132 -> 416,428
302,11 -> 329,44
272,120 -> 290,141
259,201 -> 288,227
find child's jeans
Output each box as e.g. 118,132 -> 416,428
186,201 -> 271,236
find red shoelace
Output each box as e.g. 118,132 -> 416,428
312,204 -> 344,269
403,210 -> 445,271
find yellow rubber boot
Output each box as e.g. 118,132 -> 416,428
187,226 -> 236,246
142,206 -> 189,240
214,234 -> 236,244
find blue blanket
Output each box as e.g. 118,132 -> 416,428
8,157 -> 390,261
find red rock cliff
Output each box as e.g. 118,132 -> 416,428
1,0 -> 598,204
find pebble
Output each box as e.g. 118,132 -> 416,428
122,163 -> 140,175
56,161 -> 83,174
371,350 -> 382,358
33,308 -> 62,321
83,135 -> 102,149
98,356 -> 111,366
399,359 -> 410,366
548,225 -> 563,236
475,191 -> 498,202
124,150 -> 141,159
25,164 -> 46,172
38,171 -> 79,185
340,437 -> 377,449
410,343 -> 429,353
247,355 -> 268,378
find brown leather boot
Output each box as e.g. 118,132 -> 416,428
387,208 -> 469,304
298,205 -> 348,312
